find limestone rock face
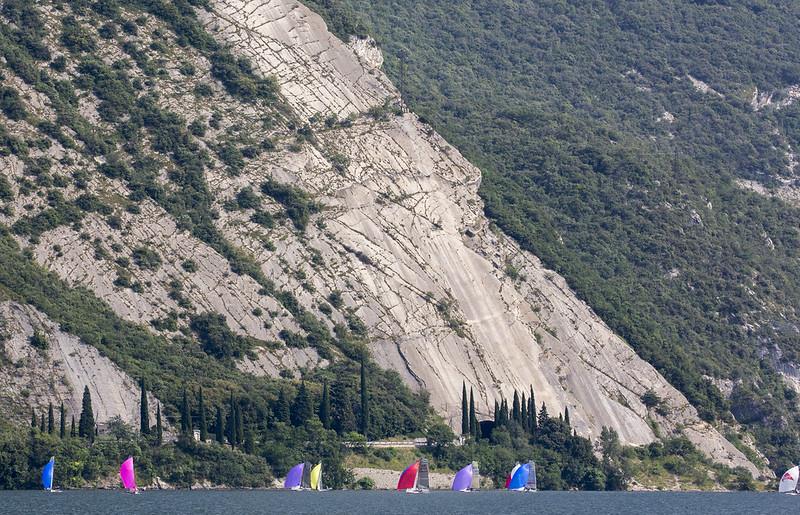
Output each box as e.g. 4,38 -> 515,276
193,0 -> 757,473
0,302 -> 158,427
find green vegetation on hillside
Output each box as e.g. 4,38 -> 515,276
307,0 -> 800,473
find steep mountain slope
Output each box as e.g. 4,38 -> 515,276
314,0 -> 800,473
0,0 -> 758,476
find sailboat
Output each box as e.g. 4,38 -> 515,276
525,461 -> 537,492
119,456 -> 139,494
397,459 -> 430,493
42,457 -> 57,492
451,463 -> 473,492
779,465 -> 800,494
505,463 -> 520,489
309,462 -> 325,491
471,462 -> 481,491
300,461 -> 312,490
284,463 -> 305,490
507,462 -> 530,492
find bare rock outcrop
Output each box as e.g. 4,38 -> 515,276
0,302 -> 158,427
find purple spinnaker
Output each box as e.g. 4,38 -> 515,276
119,456 -> 136,491
451,464 -> 473,491
284,463 -> 304,488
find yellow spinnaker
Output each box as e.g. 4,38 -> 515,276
310,462 -> 322,490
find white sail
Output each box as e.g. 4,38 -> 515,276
779,465 -> 800,493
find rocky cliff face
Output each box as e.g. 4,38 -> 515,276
0,0 -> 758,474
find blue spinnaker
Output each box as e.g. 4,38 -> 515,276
508,463 -> 529,490
42,457 -> 54,490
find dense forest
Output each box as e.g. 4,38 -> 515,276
305,0 -> 800,474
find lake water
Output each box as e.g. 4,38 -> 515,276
0,490 -> 793,514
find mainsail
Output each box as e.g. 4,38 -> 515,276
397,460 -> 420,490
301,461 -> 312,489
417,459 -> 430,491
525,461 -> 537,491
779,465 -> 800,493
508,463 -> 530,491
452,464 -> 473,492
471,462 -> 480,490
119,456 -> 137,492
310,462 -> 322,491
285,463 -> 304,489
42,457 -> 54,491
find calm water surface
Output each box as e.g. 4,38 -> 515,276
0,490 -> 793,514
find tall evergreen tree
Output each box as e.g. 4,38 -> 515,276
156,403 -> 163,446
359,357 -> 369,438
461,381 -> 469,436
538,402 -> 549,437
215,406 -> 224,444
499,398 -> 508,426
330,378 -> 356,434
39,413 -> 45,432
59,403 -> 66,438
140,378 -> 150,434
319,380 -> 331,429
564,406 -> 571,427
469,387 -> 477,437
70,416 -> 76,437
78,386 -> 94,442
244,426 -> 255,454
493,400 -> 499,424
31,408 -> 36,429
235,402 -> 244,445
291,381 -> 312,426
198,386 -> 207,442
521,393 -> 528,431
226,393 -> 236,448
529,386 -> 537,433
274,388 -> 290,424
180,388 -> 192,435
47,403 -> 54,434
512,391 -> 521,422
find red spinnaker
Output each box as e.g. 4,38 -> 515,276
397,460 -> 420,490
504,473 -> 512,488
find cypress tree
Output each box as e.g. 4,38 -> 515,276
215,406 -> 224,444
31,408 -> 36,429
359,357 -> 369,438
493,400 -> 499,424
59,403 -> 66,438
319,380 -> 331,429
156,403 -> 163,446
274,388 -> 290,424
40,413 -> 45,432
226,393 -> 236,447
235,402 -> 244,445
198,387 -> 207,442
521,393 -> 528,432
47,403 -> 54,434
79,386 -> 94,442
140,378 -> 150,434
244,426 -> 255,454
469,387 -> 477,437
461,381 -> 469,436
512,391 -> 521,422
529,387 -> 537,434
291,381 -> 312,427
330,379 -> 356,434
564,406 -> 571,428
70,416 -> 76,437
180,388 -> 191,435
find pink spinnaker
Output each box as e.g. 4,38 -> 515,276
119,456 -> 137,491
